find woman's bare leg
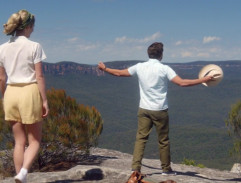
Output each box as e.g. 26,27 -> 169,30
22,121 -> 42,170
10,121 -> 27,174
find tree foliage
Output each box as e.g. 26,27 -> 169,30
38,88 -> 103,169
42,88 -> 103,151
225,100 -> 241,158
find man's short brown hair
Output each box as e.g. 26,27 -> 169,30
147,42 -> 164,59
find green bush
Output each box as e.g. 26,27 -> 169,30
182,158 -> 205,168
39,88 -> 103,168
225,100 -> 241,159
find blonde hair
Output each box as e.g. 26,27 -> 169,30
3,10 -> 35,36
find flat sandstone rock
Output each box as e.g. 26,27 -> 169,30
1,148 -> 240,183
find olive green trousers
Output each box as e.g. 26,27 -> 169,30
132,108 -> 171,172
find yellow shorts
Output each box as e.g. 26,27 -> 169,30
3,83 -> 43,124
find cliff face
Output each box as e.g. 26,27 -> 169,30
42,60 -> 241,77
1,148 -> 240,183
43,62 -> 104,76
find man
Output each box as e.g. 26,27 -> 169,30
98,42 -> 212,175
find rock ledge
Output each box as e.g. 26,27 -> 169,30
1,148 -> 241,183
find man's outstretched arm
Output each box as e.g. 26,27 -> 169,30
98,62 -> 131,77
171,75 -> 213,87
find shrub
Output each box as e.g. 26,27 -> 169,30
39,88 -> 103,168
182,158 -> 205,168
225,100 -> 241,159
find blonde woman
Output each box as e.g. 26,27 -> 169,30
0,10 -> 49,183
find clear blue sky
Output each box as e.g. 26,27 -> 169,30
0,0 -> 241,64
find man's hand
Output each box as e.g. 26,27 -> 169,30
98,62 -> 106,71
202,75 -> 213,83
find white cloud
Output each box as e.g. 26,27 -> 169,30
167,44 -> 226,62
175,41 -> 182,46
115,36 -> 127,43
209,47 -> 220,53
203,36 -> 221,44
115,32 -> 162,44
140,32 -> 161,43
77,44 -> 98,51
197,52 -> 210,58
67,37 -> 79,43
181,51 -> 193,58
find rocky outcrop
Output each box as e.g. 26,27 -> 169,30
43,62 -> 101,76
41,60 -> 241,77
42,61 -> 138,76
231,163 -> 241,174
1,148 -> 240,183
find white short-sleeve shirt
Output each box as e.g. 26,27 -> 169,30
0,36 -> 46,84
128,59 -> 177,111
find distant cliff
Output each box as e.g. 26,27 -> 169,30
42,60 -> 241,77
42,61 -> 140,76
43,61 -> 102,76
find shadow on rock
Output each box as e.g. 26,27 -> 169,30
48,179 -> 85,183
47,168 -> 104,183
39,154 -> 117,172
83,168 -> 104,180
